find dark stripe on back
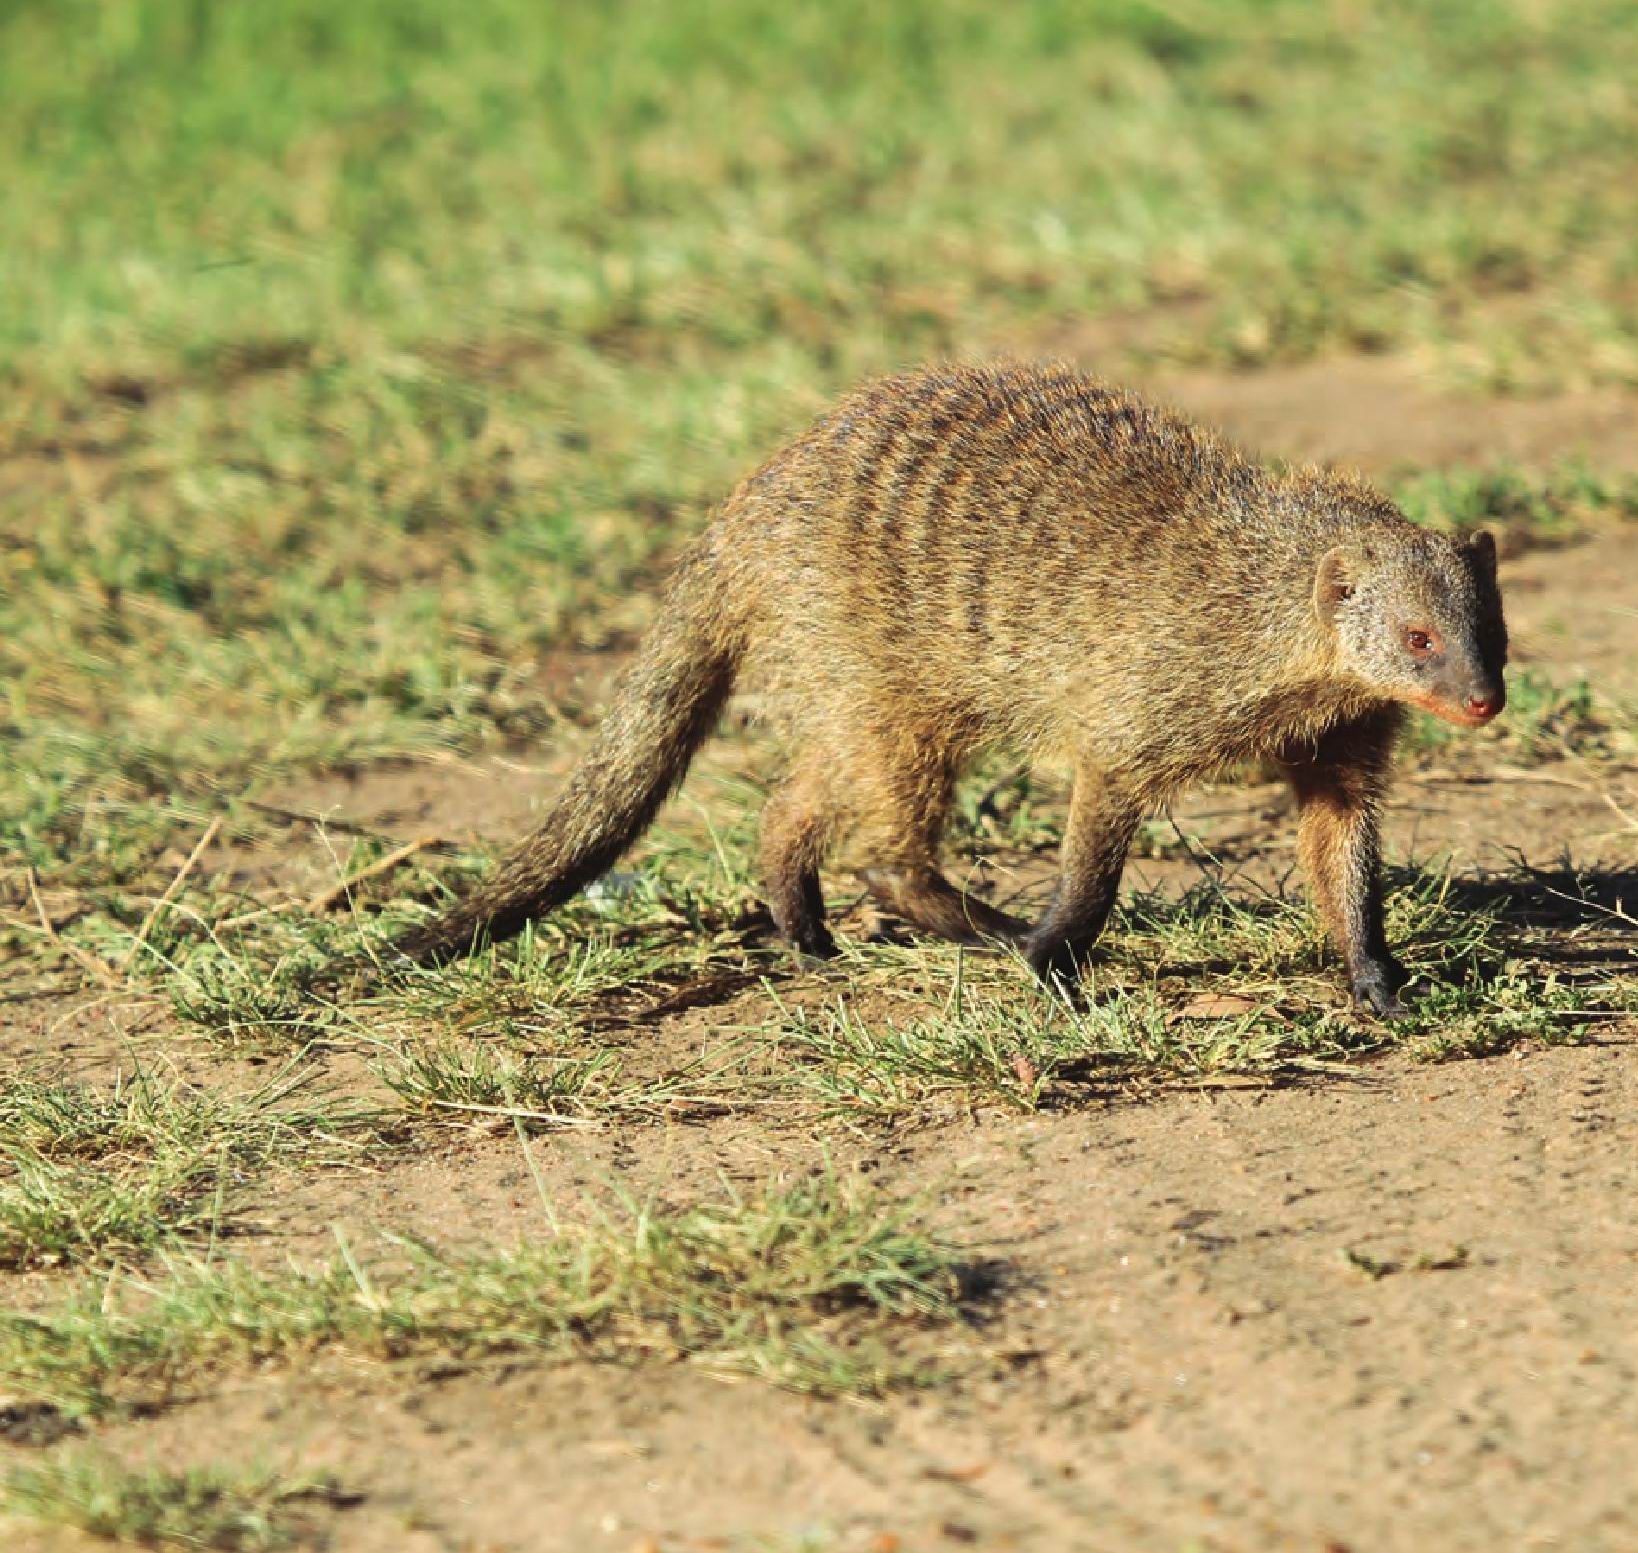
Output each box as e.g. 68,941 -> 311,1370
844,401 -> 906,537
960,463 -> 992,644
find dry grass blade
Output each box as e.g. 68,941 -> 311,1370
218,834 -> 444,929
27,868 -> 120,989
305,835 -> 442,914
416,1098 -> 604,1129
121,814 -> 223,973
1601,790 -> 1638,833
245,799 -> 463,853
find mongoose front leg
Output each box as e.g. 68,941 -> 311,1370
1022,766 -> 1141,987
1280,711 -> 1406,1017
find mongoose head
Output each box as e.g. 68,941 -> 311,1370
1315,527 -> 1508,726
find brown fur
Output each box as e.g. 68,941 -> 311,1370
388,361 -> 1508,1013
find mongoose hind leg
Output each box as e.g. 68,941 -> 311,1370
759,760 -> 838,960
1022,763 -> 1142,987
850,739 -> 1028,949
860,864 -> 1030,948
1279,709 -> 1407,1016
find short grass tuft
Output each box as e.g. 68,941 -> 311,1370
0,1176 -> 974,1416
761,860 -> 1638,1116
1,1452 -> 343,1551
0,1068 -> 393,1268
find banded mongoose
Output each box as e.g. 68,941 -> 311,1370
390,361 -> 1507,1015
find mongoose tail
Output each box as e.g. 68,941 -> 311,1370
389,546 -> 744,965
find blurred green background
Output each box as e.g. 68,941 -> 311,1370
3,0 -> 1635,885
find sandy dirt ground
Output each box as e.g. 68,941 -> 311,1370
4,355 -> 1637,1552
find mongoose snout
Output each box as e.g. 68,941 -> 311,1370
379,360 -> 1508,1018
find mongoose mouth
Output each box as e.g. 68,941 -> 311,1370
1409,691 -> 1504,728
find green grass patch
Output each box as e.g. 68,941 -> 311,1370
0,1067 -> 393,1268
5,0 -> 1637,385
0,1152 -> 228,1274
0,1066 -> 386,1167
154,772 -> 1638,1121
1,1453 -> 343,1551
1393,465 -> 1638,553
376,1040 -> 623,1127
762,862 -> 1638,1116
166,867 -> 754,1054
6,0 -> 1638,1002
335,850 -> 1638,1119
0,1177 -> 974,1417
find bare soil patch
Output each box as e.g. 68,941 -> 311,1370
1052,333 -> 1638,476
7,1033 -> 1635,1553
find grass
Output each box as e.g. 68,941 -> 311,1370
1103,856 -> 1638,1062
372,1030 -> 760,1130
377,1041 -> 622,1122
6,0 -> 1638,999
0,1067 -> 393,1269
0,1176 -> 974,1418
5,0 -> 1637,388
0,1153 -> 231,1274
1,3 -> 1633,1534
154,832 -> 1636,1130
1,1453 -> 342,1551
1394,464 -> 1638,551
758,859 -> 1638,1117
0,1066 -> 386,1166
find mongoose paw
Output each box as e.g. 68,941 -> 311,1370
1024,935 -> 1090,993
789,927 -> 839,966
1350,960 -> 1410,1019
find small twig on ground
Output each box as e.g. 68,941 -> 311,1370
306,835 -> 441,914
1540,885 -> 1637,929
219,834 -> 443,930
245,799 -> 465,854
27,867 -> 121,988
121,814 -> 223,973
1602,791 -> 1638,833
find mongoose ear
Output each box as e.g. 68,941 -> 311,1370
1313,547 -> 1354,627
1467,527 -> 1498,578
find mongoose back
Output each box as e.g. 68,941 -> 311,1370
389,361 -> 1507,1014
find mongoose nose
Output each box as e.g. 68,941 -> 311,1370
1466,692 -> 1502,720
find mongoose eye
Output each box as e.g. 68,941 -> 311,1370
1404,627 -> 1440,657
